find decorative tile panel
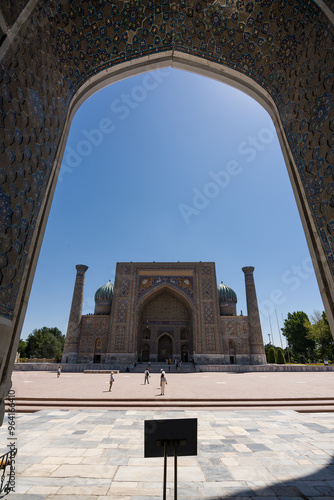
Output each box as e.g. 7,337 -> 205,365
204,303 -> 214,324
119,279 -> 129,297
202,265 -> 212,276
205,327 -> 216,350
202,278 -> 212,299
138,275 -> 193,302
115,326 -> 125,351
117,300 -> 128,322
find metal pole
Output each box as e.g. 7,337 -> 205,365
163,441 -> 167,500
174,441 -> 178,500
275,308 -> 284,349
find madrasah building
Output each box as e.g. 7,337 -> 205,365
62,262 -> 266,365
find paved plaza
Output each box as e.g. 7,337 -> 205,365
9,369 -> 334,401
1,371 -> 334,499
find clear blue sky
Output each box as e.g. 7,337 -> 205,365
21,68 -> 324,347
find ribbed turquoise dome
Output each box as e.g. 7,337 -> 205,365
217,281 -> 237,303
95,281 -> 114,303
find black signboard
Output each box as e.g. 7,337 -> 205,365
144,418 -> 197,457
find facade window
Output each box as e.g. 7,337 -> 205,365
143,327 -> 151,339
229,340 -> 235,355
95,338 -> 102,353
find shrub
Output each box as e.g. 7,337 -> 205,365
267,346 -> 276,363
276,348 -> 285,364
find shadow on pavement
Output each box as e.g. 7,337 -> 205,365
205,454 -> 334,499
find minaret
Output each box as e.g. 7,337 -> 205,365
242,266 -> 266,364
61,265 -> 88,363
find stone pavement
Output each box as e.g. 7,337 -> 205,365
1,408 -> 334,499
1,371 -> 334,499
9,370 -> 334,401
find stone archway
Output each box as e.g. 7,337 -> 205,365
158,334 -> 173,362
141,343 -> 150,362
0,0 -> 333,424
229,339 -> 236,364
137,285 -> 193,361
94,338 -> 102,364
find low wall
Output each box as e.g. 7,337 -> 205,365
13,363 -> 334,373
13,363 -> 127,372
199,364 -> 334,372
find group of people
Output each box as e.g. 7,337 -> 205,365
108,367 -> 167,395
57,365 -> 168,395
166,358 -> 181,372
144,366 -> 167,395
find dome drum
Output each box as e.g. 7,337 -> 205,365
94,281 -> 113,315
218,281 -> 237,316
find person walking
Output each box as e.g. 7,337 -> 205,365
144,367 -> 150,384
160,369 -> 167,395
57,366 -> 61,378
109,371 -> 115,391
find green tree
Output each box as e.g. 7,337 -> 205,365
304,311 -> 334,360
276,347 -> 285,364
264,343 -> 272,360
26,327 -> 65,361
18,339 -> 27,358
267,346 -> 276,363
281,312 -> 315,360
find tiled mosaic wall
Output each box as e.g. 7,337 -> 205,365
1,0 -> 31,29
0,0 -> 333,324
142,291 -> 190,321
219,315 -> 250,355
78,314 -> 110,362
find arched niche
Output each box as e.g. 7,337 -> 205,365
136,284 -> 194,361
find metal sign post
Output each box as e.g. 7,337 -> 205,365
144,418 -> 197,500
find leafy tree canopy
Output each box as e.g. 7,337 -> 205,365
281,311 -> 315,356
18,339 -> 27,358
304,311 -> 334,359
25,327 -> 65,360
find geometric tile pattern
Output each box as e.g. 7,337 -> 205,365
205,326 -> 216,349
204,302 -> 214,324
202,278 -> 213,299
219,316 -> 249,354
0,0 -> 333,322
242,266 -> 264,355
115,325 -> 126,350
119,279 -> 129,297
117,300 -> 128,323
138,275 -> 194,302
79,315 -> 109,354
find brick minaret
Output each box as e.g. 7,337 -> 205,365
242,266 -> 266,364
61,265 -> 88,363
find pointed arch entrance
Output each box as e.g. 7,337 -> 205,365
0,0 -> 333,424
94,338 -> 102,364
137,286 -> 193,362
158,334 -> 173,362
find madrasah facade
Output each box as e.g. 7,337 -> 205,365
62,262 -> 266,365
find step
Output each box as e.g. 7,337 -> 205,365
5,397 -> 334,413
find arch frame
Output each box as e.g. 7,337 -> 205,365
157,332 -> 174,362
2,50 -> 332,347
0,0 -> 333,426
135,282 -> 195,361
